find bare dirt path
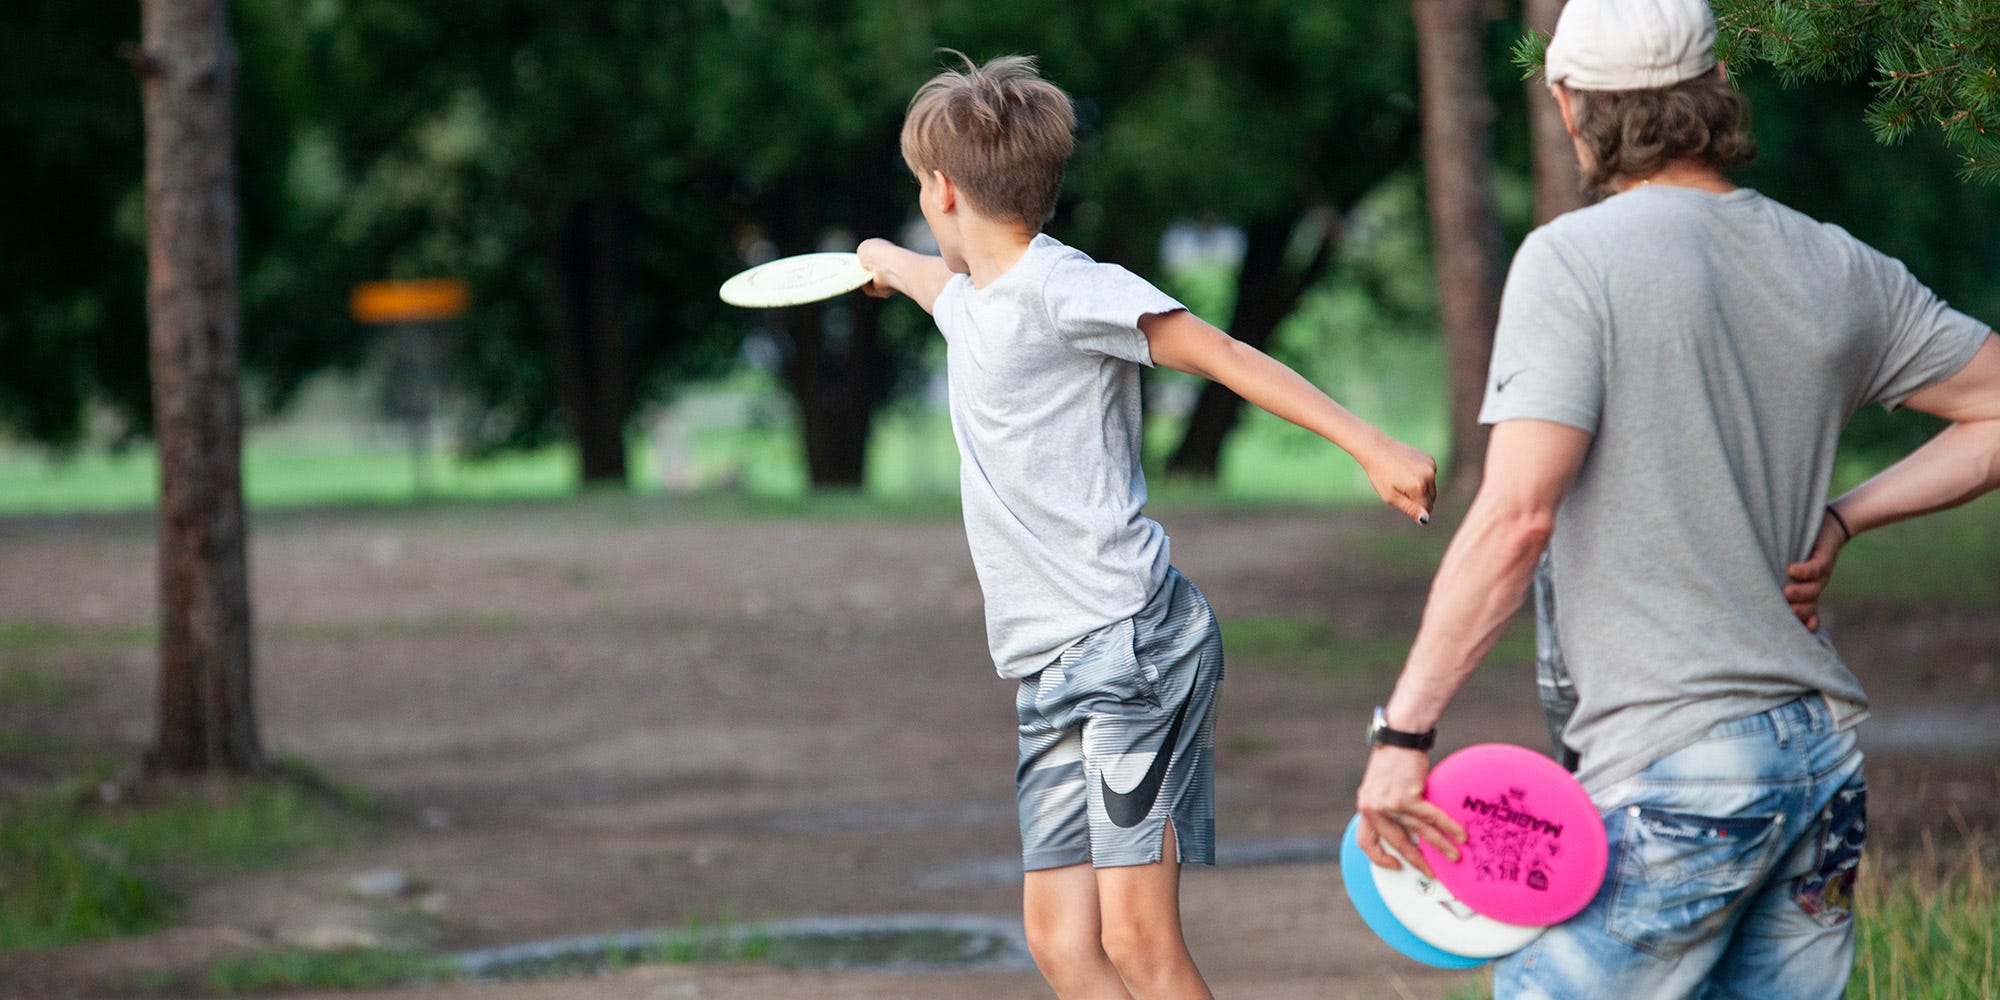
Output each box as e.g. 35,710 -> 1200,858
2,501 -> 1993,998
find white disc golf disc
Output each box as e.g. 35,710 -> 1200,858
1371,840 -> 1545,959
719,252 -> 873,308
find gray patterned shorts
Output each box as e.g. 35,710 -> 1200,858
1014,567 -> 1223,870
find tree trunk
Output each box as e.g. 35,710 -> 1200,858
1525,0 -> 1589,225
768,150 -> 896,489
1414,0 -> 1506,499
1165,211 -> 1338,480
780,298 -> 880,487
551,197 -> 630,485
139,0 -> 262,775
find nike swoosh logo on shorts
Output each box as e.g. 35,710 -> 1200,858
1100,669 -> 1194,829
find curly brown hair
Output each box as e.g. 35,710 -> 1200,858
1567,72 -> 1755,191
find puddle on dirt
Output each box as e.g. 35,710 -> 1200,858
914,834 -> 1341,889
452,913 -> 1034,980
753,799 -> 1016,833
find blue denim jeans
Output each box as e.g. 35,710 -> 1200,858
1494,695 -> 1867,1000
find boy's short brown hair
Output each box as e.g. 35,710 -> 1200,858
1567,72 -> 1756,192
900,53 -> 1076,227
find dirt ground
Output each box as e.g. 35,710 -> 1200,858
2,501 -> 1995,999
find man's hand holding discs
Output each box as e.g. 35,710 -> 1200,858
1355,745 -> 1464,877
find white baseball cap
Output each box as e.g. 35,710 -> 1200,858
1545,0 -> 1717,91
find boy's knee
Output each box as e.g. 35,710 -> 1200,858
1024,914 -> 1102,973
1099,913 -> 1181,981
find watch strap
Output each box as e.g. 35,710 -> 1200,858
1370,706 -> 1436,751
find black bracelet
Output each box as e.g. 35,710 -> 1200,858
1825,505 -> 1852,543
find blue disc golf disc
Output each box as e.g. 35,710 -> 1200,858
1340,814 -> 1487,970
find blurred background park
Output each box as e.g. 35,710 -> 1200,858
2,1 -> 1997,997
9,0 -> 2000,514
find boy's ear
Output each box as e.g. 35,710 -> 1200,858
932,170 -> 957,214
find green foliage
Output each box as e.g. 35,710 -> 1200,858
1042,0 -> 1420,268
1516,2 -> 2000,183
1823,493 -> 2000,606
0,1 -> 150,446
1716,0 -> 2000,183
0,774 -> 367,950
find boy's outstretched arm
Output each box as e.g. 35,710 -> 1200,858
856,238 -> 954,315
1141,309 -> 1437,524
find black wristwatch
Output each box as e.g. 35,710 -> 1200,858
1367,706 -> 1436,751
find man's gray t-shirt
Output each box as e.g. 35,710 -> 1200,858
1484,186 -> 1991,793
934,234 -> 1185,679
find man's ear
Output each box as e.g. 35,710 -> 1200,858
1551,84 -> 1580,137
931,170 -> 956,214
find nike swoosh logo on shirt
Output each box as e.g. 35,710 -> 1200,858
1495,369 -> 1527,393
1100,668 -> 1195,829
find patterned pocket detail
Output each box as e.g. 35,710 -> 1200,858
1607,806 -> 1787,959
1793,784 -> 1866,928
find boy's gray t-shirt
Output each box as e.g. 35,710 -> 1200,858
1484,186 -> 1991,793
933,234 -> 1185,679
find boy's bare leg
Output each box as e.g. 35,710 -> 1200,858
1095,823 -> 1213,999
1024,864 -> 1134,999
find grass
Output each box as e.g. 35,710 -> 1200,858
1825,500 -> 2000,608
1852,837 -> 2000,999
0,662 -> 96,708
0,764 -> 373,951
1392,837 -> 2000,1000
1224,614 -> 1535,677
0,614 -> 527,655
0,333 -> 1450,518
466,917 -> 778,982
202,947 -> 448,995
0,622 -> 154,651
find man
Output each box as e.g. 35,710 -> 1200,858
1353,0 -> 2000,996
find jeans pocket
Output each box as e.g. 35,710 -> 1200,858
1607,805 -> 1787,959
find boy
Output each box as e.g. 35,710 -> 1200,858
858,54 -> 1436,999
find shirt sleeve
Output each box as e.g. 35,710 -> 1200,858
1479,230 -> 1607,433
1856,246 -> 1992,410
929,275 -> 970,344
1042,258 -> 1185,366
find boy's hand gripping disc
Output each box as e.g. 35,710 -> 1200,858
719,252 -> 873,308
1339,815 -> 1487,970
1416,743 -> 1608,926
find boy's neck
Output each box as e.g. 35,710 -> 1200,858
958,219 -> 1039,289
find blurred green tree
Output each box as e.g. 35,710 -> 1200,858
235,0 -> 744,485
1037,0 -> 1422,481
1514,8 -> 2000,460
0,1 -> 150,446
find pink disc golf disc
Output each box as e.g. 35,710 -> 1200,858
1416,743 -> 1608,927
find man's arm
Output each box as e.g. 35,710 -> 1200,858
1786,333 -> 2000,628
855,238 -> 955,315
1140,309 -> 1437,524
1354,419 -> 1593,874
